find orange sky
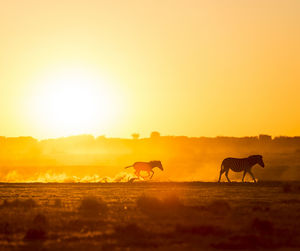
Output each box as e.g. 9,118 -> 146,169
0,0 -> 299,139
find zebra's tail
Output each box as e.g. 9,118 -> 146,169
218,162 -> 225,182
124,165 -> 133,169
220,161 -> 225,171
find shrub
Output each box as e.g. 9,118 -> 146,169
78,196 -> 107,216
24,214 -> 48,241
136,195 -> 162,213
54,199 -> 62,207
251,218 -> 274,234
24,228 -> 47,240
136,194 -> 183,215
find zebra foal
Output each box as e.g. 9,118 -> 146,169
125,160 -> 163,179
218,155 -> 265,183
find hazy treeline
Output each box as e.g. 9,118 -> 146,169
0,134 -> 300,182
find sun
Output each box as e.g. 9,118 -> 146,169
29,67 -> 121,137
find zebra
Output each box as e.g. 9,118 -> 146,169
218,155 -> 265,183
125,160 -> 163,179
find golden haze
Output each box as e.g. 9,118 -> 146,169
0,1 -> 299,139
0,134 -> 299,182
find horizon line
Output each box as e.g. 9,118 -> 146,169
0,133 -> 300,141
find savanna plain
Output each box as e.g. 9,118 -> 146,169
0,181 -> 300,250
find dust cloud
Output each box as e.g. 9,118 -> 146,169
2,171 -> 136,183
0,134 -> 300,182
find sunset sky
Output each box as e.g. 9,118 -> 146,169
0,0 -> 299,139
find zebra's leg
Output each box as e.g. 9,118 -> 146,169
225,170 -> 231,182
150,170 -> 154,179
242,170 -> 247,182
135,170 -> 140,178
218,169 -> 225,182
248,170 -> 256,183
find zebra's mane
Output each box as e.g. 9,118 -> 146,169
150,160 -> 161,164
248,155 -> 262,159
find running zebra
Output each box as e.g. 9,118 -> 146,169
125,160 -> 163,179
218,155 -> 265,183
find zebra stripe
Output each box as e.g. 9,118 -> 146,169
218,155 -> 264,183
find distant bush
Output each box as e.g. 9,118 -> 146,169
113,223 -> 158,248
78,196 -> 107,216
0,221 -> 12,234
251,218 -> 274,235
33,213 -> 48,228
136,195 -> 162,212
163,194 -> 183,209
24,214 -> 48,241
150,131 -> 160,139
24,228 -> 47,240
136,194 -> 183,215
54,198 -> 62,208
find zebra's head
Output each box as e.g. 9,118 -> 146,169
150,160 -> 164,171
249,155 -> 265,168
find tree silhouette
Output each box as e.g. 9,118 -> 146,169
150,131 -> 160,139
131,133 -> 140,140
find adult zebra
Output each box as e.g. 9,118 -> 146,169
218,155 -> 265,183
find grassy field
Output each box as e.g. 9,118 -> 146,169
0,182 -> 300,250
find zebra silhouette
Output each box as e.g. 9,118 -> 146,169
125,160 -> 163,179
218,155 -> 265,183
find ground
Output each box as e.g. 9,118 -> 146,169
0,182 -> 300,250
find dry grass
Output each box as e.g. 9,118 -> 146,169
0,182 -> 299,250
0,198 -> 37,209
